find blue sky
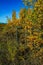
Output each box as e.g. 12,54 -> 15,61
0,0 -> 26,23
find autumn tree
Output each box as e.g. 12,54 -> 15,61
0,0 -> 43,65
22,0 -> 37,7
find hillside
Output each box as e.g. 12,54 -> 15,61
0,23 -> 6,30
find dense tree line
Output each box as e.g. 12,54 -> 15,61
0,0 -> 43,65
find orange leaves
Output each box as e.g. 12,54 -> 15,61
28,9 -> 32,14
0,0 -> 43,65
27,35 -> 38,41
12,11 -> 16,21
27,43 -> 33,50
19,8 -> 27,19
